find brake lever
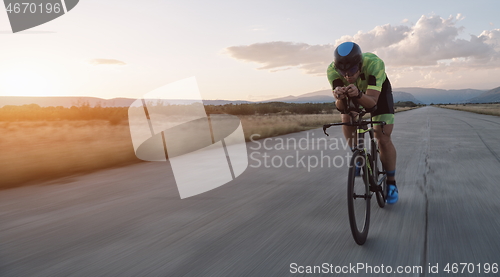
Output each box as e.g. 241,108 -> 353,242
323,125 -> 330,136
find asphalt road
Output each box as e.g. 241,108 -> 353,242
1,106 -> 500,276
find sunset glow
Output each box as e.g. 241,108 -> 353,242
0,68 -> 59,97
0,1 -> 499,100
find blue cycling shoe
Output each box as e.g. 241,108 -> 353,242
355,161 -> 362,177
355,166 -> 361,176
386,184 -> 398,204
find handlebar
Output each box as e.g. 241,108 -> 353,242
322,121 -> 386,136
324,97 -> 385,136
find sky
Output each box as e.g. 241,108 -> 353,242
0,0 -> 499,101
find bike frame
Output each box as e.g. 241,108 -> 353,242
324,97 -> 385,147
323,110 -> 384,189
323,97 -> 388,245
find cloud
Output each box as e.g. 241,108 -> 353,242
89,59 -> 126,66
225,41 -> 334,75
225,14 -> 500,75
335,24 -> 411,53
371,15 -> 498,67
251,25 -> 266,32
480,29 -> 500,50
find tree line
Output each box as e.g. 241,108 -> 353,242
0,101 -> 421,121
0,103 -> 128,123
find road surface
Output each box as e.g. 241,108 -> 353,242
1,106 -> 500,276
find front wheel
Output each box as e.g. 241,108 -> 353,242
347,151 -> 370,245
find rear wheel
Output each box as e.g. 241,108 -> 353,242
347,151 -> 370,245
371,141 -> 386,208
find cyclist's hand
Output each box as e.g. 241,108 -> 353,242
333,87 -> 347,100
346,84 -> 359,98
349,111 -> 359,118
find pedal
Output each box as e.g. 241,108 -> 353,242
353,194 -> 371,199
370,185 -> 382,192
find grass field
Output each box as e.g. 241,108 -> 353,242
0,120 -> 139,189
0,106 -> 418,189
438,103 -> 500,116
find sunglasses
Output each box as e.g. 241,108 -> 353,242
338,64 -> 360,77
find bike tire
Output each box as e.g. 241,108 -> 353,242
372,143 -> 386,208
347,150 -> 370,245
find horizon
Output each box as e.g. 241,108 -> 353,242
1,1 -> 500,101
0,82 -> 496,100
0,85 -> 496,101
0,86 -> 496,106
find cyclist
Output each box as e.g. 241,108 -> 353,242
327,41 -> 398,204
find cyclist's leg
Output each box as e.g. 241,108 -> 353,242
341,114 -> 356,149
373,122 -> 396,181
372,77 -> 396,182
373,77 -> 398,203
375,121 -> 398,204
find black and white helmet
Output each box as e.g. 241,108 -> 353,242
334,42 -> 363,73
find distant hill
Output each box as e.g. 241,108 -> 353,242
466,86 -> 500,103
262,90 -> 333,103
392,91 -> 423,104
204,100 -> 251,105
393,87 -> 485,104
0,96 -> 133,108
1,86 -> 494,107
264,89 -> 423,104
0,96 -> 251,108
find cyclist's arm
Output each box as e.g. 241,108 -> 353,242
358,88 -> 379,109
335,98 -> 346,111
332,79 -> 347,112
334,90 -> 347,111
345,85 -> 378,109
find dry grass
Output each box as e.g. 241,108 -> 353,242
0,107 -> 419,189
394,106 -> 418,113
0,120 -> 139,189
438,104 -> 500,116
240,113 -> 341,141
240,107 -> 418,140
1,115 -> 340,189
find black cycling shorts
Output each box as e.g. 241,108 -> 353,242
371,76 -> 394,117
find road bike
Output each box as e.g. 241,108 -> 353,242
323,98 -> 387,245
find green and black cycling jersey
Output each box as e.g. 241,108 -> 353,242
327,52 -> 394,118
